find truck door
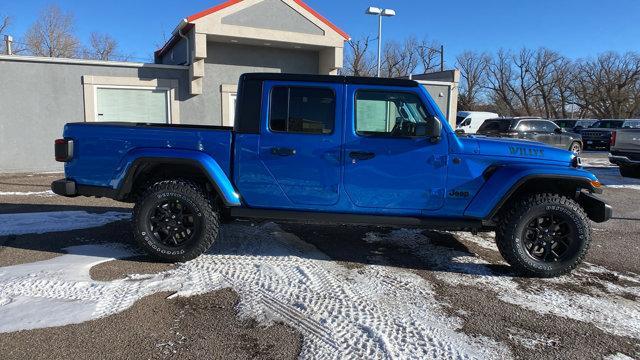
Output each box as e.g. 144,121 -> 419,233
343,86 -> 448,211
257,81 -> 343,207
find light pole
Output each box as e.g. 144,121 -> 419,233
366,6 -> 396,77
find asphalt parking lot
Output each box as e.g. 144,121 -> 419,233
0,151 -> 639,359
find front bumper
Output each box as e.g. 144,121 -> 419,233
609,154 -> 640,166
578,191 -> 612,223
584,139 -> 610,147
51,179 -> 77,197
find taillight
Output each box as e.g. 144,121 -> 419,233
55,138 -> 74,162
610,131 -> 617,146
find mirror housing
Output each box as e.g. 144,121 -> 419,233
427,117 -> 443,142
455,128 -> 466,136
554,127 -> 563,134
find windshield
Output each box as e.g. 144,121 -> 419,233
477,119 -> 512,133
591,121 -> 624,128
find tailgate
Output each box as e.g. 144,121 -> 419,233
613,129 -> 640,152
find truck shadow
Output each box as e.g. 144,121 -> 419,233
0,205 -> 512,278
273,222 -> 513,278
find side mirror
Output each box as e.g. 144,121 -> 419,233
455,128 -> 466,136
427,117 -> 443,142
554,127 -> 563,134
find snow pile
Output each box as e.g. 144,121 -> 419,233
0,211 -> 131,236
0,190 -> 55,197
0,222 -> 510,359
365,229 -> 640,340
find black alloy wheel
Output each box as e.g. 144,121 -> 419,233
149,198 -> 201,247
522,214 -> 574,262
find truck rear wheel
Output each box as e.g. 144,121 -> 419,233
133,179 -> 219,262
496,193 -> 591,277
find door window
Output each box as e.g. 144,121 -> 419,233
355,91 -> 431,137
269,87 -> 335,134
539,121 -> 559,132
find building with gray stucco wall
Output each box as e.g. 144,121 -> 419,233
0,0 -> 348,173
0,0 -> 458,173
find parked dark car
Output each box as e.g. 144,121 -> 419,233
552,119 -> 598,133
476,117 -> 583,153
581,120 -> 640,150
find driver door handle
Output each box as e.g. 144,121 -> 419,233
271,147 -> 296,156
349,151 -> 376,160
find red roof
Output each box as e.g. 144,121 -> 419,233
187,0 -> 350,39
156,0 -> 349,59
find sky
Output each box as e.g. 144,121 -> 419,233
1,0 -> 639,64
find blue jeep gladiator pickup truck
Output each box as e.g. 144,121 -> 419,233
52,73 -> 612,277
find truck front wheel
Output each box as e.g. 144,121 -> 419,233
133,179 -> 220,262
496,193 -> 591,277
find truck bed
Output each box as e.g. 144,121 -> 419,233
62,122 -> 234,188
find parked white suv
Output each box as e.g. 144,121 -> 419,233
456,111 -> 500,134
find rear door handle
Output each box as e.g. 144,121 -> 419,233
349,151 -> 376,160
271,147 -> 296,156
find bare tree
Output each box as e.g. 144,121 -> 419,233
552,57 -> 576,118
0,15 -> 10,54
416,38 -> 442,74
25,5 -> 79,58
507,48 -> 537,115
456,51 -> 489,109
381,37 -> 419,78
485,49 -> 518,115
572,52 -> 640,118
343,36 -> 376,76
528,48 -> 563,117
82,32 -> 122,61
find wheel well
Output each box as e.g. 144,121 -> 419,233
490,177 -> 591,221
120,160 -> 223,207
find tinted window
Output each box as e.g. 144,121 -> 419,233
478,119 -> 512,132
516,121 -> 532,131
269,87 -> 335,134
355,91 -> 432,137
456,115 -> 467,125
554,120 -> 575,128
623,120 -> 640,128
591,121 -> 624,128
538,121 -> 559,132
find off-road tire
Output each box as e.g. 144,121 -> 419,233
133,179 -> 219,262
496,193 -> 591,277
619,165 -> 640,179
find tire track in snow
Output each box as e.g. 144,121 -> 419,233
364,229 -> 640,341
0,222 -> 510,359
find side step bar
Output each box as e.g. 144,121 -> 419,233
229,208 -> 485,231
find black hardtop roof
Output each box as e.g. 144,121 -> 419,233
240,73 -> 420,87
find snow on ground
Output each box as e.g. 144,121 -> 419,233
0,190 -> 55,197
0,211 -> 131,236
364,229 -> 640,341
0,221 -> 511,359
581,156 -> 616,168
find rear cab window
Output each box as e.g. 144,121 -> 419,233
269,86 -> 335,134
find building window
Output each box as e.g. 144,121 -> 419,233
95,87 -> 170,123
269,86 -> 335,134
82,76 -> 180,123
